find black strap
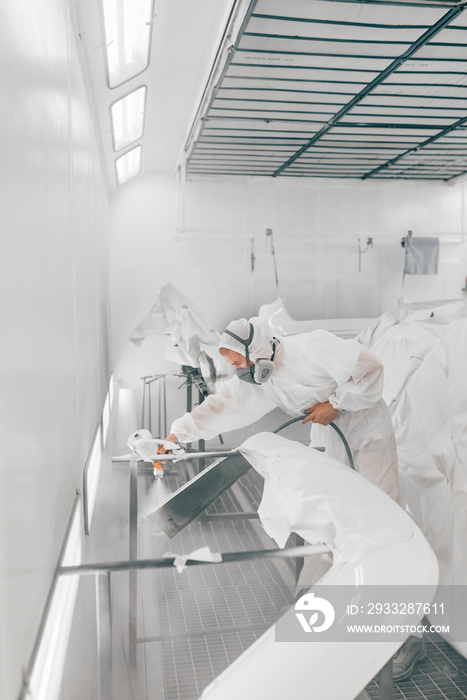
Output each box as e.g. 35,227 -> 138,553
225,324 -> 278,363
224,322 -> 254,348
271,338 -> 278,361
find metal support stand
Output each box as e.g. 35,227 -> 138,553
60,544 -> 331,576
377,658 -> 394,700
96,573 -> 112,700
140,374 -> 167,437
294,534 -> 305,585
180,365 -> 210,471
128,458 -> 138,671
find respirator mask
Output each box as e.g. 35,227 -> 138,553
224,322 -> 277,385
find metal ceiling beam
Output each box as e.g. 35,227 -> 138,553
382,82 -> 467,86
447,169 -> 467,180
328,122 -> 445,129
219,87 -> 360,95
311,0 -> 460,7
237,47 -> 407,58
225,73 -> 369,83
216,96 -> 467,112
215,97 -> 348,105
372,92 -> 467,99
272,4 -> 465,177
362,112 -> 467,178
243,32 -> 412,46
396,69 -> 467,73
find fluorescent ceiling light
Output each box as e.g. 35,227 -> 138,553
111,86 -> 146,152
116,146 -> 142,186
102,0 -> 155,88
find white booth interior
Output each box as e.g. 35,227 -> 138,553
2,1 -> 467,700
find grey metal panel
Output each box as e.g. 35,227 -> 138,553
145,454 -> 253,538
227,64 -> 382,82
340,114 -> 456,124
215,88 -> 354,103
198,138 -> 310,146
234,50 -> 394,71
246,16 -> 429,42
253,0 -> 449,24
414,43 -> 467,59
223,76 -> 369,91
203,118 -> 319,132
360,95 -> 467,108
238,34 -> 412,57
211,98 -> 347,111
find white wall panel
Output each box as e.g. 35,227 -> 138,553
0,2 -> 110,698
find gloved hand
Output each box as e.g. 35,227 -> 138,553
158,433 -> 179,455
302,402 -> 339,426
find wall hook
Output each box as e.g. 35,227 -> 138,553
358,237 -> 373,272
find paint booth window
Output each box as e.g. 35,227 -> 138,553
116,145 -> 142,186
102,0 -> 155,88
111,86 -> 146,152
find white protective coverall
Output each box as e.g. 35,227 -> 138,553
170,317 -> 399,501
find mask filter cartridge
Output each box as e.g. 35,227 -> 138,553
254,359 -> 275,384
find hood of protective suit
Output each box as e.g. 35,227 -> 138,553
219,316 -> 278,361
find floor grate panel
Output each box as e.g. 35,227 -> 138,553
139,482 -> 294,699
366,633 -> 467,700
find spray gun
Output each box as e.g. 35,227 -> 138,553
126,429 -> 185,479
114,429 -> 239,473
120,418 -> 355,474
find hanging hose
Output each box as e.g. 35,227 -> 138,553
272,415 -> 355,471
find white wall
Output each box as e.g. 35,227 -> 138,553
109,173 -> 467,446
0,2 -> 110,698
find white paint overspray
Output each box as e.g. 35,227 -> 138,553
139,474 -> 171,521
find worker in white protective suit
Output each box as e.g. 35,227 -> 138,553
164,316 -> 399,502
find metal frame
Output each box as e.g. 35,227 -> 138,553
59,543 -> 331,576
183,0 -> 467,181
96,573 -> 113,700
140,373 -> 167,437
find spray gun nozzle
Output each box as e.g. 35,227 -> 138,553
153,461 -> 164,478
153,444 -> 165,478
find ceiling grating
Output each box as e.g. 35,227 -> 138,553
184,0 -> 467,181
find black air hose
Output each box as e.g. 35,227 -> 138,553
273,415 -> 355,471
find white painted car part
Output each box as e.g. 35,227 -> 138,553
199,433 -> 438,700
259,297 -> 375,339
